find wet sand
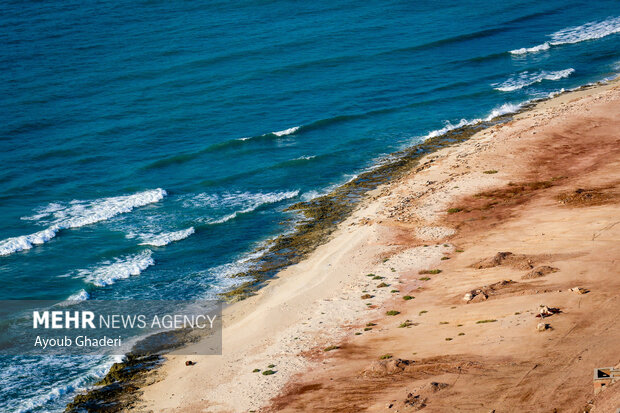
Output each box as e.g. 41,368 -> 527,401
133,78 -> 620,412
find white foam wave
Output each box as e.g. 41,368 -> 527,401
78,250 -> 155,287
0,228 -> 59,256
510,16 -> 620,54
273,126 -> 300,136
21,202 -> 65,221
66,289 -> 90,301
424,118 -> 473,139
295,155 -> 316,160
510,42 -> 551,55
206,191 -> 299,224
419,101 -> 526,142
183,190 -> 299,224
494,68 -> 574,92
138,227 -> 195,247
12,355 -> 122,413
1,189 -> 166,257
484,102 -> 524,120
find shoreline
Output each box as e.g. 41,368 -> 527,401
66,77 -> 620,412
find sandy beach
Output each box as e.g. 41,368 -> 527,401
128,79 -> 620,413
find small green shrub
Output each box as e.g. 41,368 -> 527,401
419,269 -> 442,275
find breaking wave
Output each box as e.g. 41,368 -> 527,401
76,250 -> 155,287
138,227 -> 196,247
421,101 -> 525,141
1,189 -> 166,256
186,190 -> 300,225
510,16 -> 620,54
493,69 -> 574,92
272,126 -> 300,136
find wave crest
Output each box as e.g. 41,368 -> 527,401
1,189 -> 166,257
183,190 -> 299,225
272,126 -> 300,136
494,69 -> 574,92
510,16 -> 620,55
138,227 -> 195,247
78,250 -> 155,287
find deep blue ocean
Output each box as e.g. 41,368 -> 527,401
1,1 -> 620,411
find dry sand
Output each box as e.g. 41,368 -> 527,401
134,79 -> 620,413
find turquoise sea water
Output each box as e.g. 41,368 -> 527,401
1,1 -> 620,411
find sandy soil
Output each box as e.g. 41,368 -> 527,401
134,79 -> 620,413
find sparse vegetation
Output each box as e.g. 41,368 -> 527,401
483,170 -> 498,174
445,337 -> 453,341
364,327 -> 372,331
323,345 -> 340,352
441,256 -> 450,260
386,310 -> 400,316
476,319 -> 497,324
391,289 -> 399,293
355,332 -> 362,335
377,282 -> 389,288
380,354 -> 393,360
366,322 -> 377,327
447,207 -> 463,214
268,364 -> 275,368
372,275 -> 384,280
419,310 -> 428,315
403,295 -> 414,300
366,273 -> 376,277
455,249 -> 464,252
458,332 -> 465,336
419,277 -> 431,281
361,294 -> 373,299
252,369 -> 260,373
439,321 -> 449,325
262,370 -> 276,376
419,269 -> 442,275
398,320 -> 414,328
